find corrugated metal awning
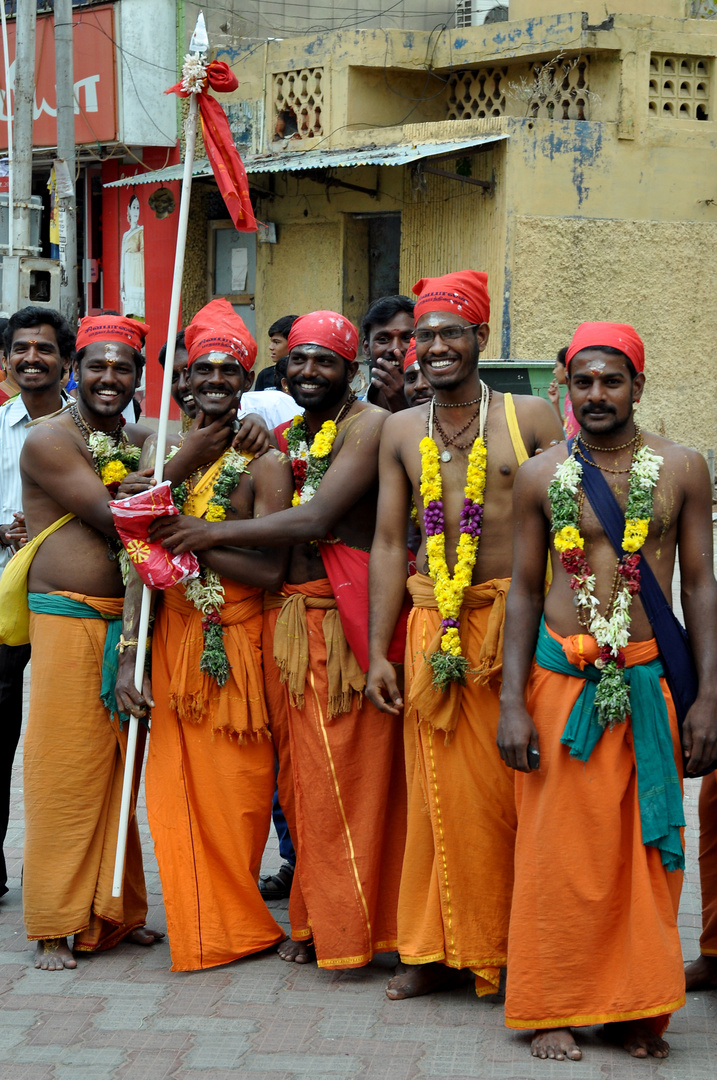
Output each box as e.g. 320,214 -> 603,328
103,133 -> 508,188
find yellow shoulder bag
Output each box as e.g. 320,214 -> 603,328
0,514 -> 75,646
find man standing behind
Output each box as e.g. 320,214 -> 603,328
367,271 -> 562,1000
254,314 -> 299,391
363,295 -> 415,413
498,323 -> 717,1059
152,310 -> 407,972
20,314 -> 161,970
0,307 -> 73,900
685,774 -> 717,990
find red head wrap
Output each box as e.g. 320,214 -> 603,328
412,271 -> 490,327
287,310 -> 358,363
402,338 -> 418,373
566,322 -> 645,373
184,299 -> 257,371
75,315 -> 149,354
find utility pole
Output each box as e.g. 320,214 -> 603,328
54,0 -> 78,324
12,0 -> 35,256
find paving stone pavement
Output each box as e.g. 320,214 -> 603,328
1,570 -> 716,1079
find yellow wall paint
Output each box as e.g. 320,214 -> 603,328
510,215 -> 717,455
254,221 -> 343,369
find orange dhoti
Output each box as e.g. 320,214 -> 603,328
265,578 -> 406,968
23,594 -> 147,949
505,626 -> 685,1032
146,578 -> 283,971
400,574 -> 516,995
698,771 -> 717,956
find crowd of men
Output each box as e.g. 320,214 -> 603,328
0,269 -> 716,1064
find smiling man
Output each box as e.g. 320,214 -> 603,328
497,322 -> 717,1060
0,307 -> 73,902
19,313 -> 162,971
366,271 -> 562,1001
119,299 -> 294,972
151,309 -> 408,973
363,295 -> 415,413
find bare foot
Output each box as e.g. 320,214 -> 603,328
602,1020 -> 670,1058
685,954 -> 717,991
125,927 -> 165,947
34,938 -> 77,971
277,938 -> 315,964
386,961 -> 472,1000
531,1029 -> 582,1061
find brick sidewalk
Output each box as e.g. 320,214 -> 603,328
2,630 -> 716,1077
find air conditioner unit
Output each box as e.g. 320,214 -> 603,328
455,1 -> 505,28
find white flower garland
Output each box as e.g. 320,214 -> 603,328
549,442 -> 663,725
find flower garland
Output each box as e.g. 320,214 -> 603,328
419,434 -> 488,690
549,439 -> 663,726
86,430 -> 141,495
172,448 -> 251,686
285,415 -> 337,505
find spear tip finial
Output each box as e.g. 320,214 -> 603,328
189,12 -> 208,55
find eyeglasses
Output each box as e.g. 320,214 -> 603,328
413,324 -> 480,346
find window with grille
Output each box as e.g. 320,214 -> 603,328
648,55 -> 710,121
273,68 -> 324,140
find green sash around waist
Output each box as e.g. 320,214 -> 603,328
535,617 -> 684,872
28,593 -> 128,728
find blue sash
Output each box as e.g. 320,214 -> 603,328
568,440 -> 710,777
536,618 -> 685,872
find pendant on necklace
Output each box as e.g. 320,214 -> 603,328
441,450 -> 452,463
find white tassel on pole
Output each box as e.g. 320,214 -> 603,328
112,20 -> 206,897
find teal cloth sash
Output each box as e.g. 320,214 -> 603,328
535,617 -> 685,872
28,593 -> 128,728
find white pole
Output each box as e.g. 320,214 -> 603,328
0,3 -> 13,257
12,0 -> 35,255
111,88 -> 200,897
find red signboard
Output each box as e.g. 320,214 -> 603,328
0,5 -> 117,148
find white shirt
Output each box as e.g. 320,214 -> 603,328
241,389 -> 300,431
0,395 -> 33,575
0,392 -> 69,576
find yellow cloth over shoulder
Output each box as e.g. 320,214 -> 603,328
0,513 -> 74,646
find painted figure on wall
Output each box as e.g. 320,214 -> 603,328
120,194 -> 145,319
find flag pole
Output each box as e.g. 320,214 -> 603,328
112,16 -> 207,897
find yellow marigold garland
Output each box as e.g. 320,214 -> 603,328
419,435 -> 487,689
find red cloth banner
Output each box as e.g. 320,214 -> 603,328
167,61 -> 256,233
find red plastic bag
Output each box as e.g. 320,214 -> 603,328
109,481 -> 200,590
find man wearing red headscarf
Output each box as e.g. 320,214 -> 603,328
497,322 -> 717,1060
366,269 -> 563,1002
118,299 -> 295,971
151,307 -> 409,972
18,311 -> 164,971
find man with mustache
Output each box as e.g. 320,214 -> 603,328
0,307 -> 73,902
363,295 -> 415,413
18,313 -> 164,970
402,339 -> 433,409
498,323 -> 717,1060
151,310 -> 407,972
367,271 -> 562,1001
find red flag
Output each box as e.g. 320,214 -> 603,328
167,60 -> 256,233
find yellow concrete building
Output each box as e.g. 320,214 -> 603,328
117,1 -> 717,457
